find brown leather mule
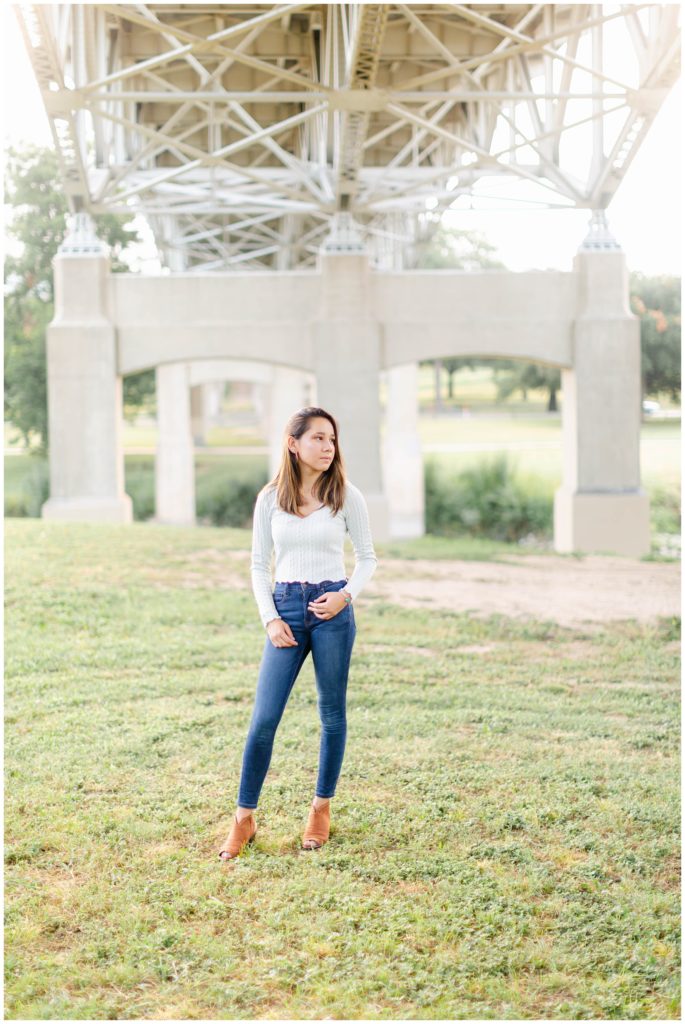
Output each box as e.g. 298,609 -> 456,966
302,800 -> 330,850
218,812 -> 257,860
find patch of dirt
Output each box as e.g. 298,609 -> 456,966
367,554 -> 680,631
148,548 -> 680,633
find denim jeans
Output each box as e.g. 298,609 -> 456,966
237,579 -> 357,809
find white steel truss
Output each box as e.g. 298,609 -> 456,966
16,2 -> 681,270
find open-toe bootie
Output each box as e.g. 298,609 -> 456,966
302,801 -> 330,850
218,812 -> 257,860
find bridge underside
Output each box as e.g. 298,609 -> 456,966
18,3 -> 681,270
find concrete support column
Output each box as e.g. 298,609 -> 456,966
190,384 -> 206,446
313,235 -> 389,540
382,363 -> 424,536
190,380 -> 221,445
155,240 -> 195,525
267,367 -> 311,478
42,213 -> 132,522
253,379 -> 270,438
155,362 -> 196,525
304,372 -> 317,407
554,215 -> 650,556
205,380 -> 224,421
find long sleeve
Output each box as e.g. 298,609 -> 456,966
343,483 -> 378,601
250,488 -> 280,628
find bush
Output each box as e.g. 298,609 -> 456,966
425,455 -> 552,542
649,484 -> 681,535
124,458 -> 156,521
3,458 -> 50,518
196,468 -> 268,527
123,458 -> 268,526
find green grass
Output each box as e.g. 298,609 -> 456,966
4,519 -> 680,1019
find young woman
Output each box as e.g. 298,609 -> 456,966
218,406 -> 378,860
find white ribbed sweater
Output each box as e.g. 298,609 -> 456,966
250,481 -> 378,628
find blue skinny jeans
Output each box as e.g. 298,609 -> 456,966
237,579 -> 357,809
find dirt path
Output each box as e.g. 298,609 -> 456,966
367,553 -> 680,631
156,546 -> 679,633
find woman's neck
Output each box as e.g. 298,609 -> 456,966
298,467 -> 323,499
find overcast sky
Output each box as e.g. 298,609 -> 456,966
1,4 -> 681,276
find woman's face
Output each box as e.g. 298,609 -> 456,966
292,417 -> 336,474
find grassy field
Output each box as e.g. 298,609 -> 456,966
4,519 -> 680,1020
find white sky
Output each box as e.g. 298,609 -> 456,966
1,4 -> 682,275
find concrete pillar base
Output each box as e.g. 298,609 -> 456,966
42,495 -> 133,523
386,512 -> 424,537
553,487 -> 651,557
382,437 -> 424,539
382,363 -> 424,538
155,362 -> 196,526
364,493 -> 390,544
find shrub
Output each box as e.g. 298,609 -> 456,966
650,484 -> 681,534
424,456 -> 552,541
4,493 -> 28,518
123,459 -> 268,526
196,469 -> 269,527
4,458 -> 51,518
124,459 -> 156,521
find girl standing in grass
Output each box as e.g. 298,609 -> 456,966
219,406 -> 378,860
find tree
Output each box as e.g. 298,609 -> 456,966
629,272 -> 681,403
3,294 -> 52,446
412,223 -> 505,272
4,143 -> 154,453
492,360 -> 561,411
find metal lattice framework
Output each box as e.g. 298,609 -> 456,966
16,2 -> 681,270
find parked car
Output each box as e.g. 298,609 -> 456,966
642,400 -> 661,416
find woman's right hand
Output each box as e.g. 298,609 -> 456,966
266,617 -> 298,647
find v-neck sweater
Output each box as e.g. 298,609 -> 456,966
250,480 -> 378,628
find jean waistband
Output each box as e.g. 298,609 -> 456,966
274,578 -> 347,589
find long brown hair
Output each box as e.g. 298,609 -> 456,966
261,406 -> 347,515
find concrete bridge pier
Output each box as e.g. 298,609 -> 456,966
154,240 -> 196,526
554,216 -> 650,557
190,384 -> 205,446
382,363 -> 424,537
42,213 -> 132,523
267,366 -> 314,478
313,249 -> 390,540
190,381 -> 223,445
155,361 -> 196,526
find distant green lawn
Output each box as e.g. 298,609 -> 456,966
4,519 -> 680,1020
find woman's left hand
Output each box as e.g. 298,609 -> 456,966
308,591 -> 350,619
